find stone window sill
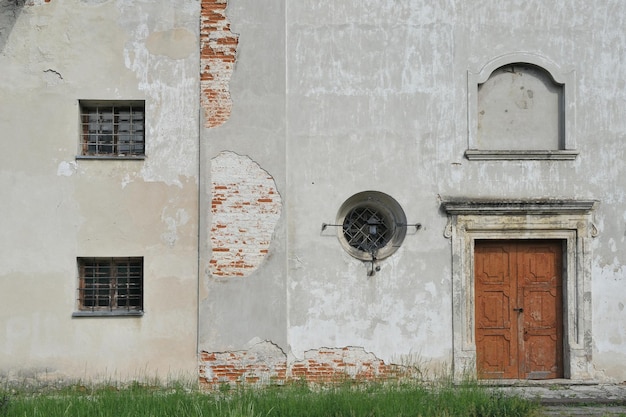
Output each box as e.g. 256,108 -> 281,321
72,311 -> 144,318
465,150 -> 579,161
75,155 -> 146,161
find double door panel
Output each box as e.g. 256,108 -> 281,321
475,240 -> 563,379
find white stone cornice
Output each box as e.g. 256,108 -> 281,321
441,199 -> 597,216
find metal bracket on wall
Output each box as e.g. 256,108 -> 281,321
321,222 -> 422,233
320,222 -> 422,276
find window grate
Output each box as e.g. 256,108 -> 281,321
336,191 -> 407,262
342,206 -> 393,253
80,103 -> 145,157
78,257 -> 143,312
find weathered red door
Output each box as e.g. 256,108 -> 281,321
475,240 -> 563,379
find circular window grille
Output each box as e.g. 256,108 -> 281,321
336,191 -> 407,261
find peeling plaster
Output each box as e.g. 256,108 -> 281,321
209,151 -> 281,277
119,1 -> 198,186
200,340 -> 287,386
56,161 -> 77,177
200,0 -> 239,128
199,342 -> 406,388
288,249 -> 450,363
161,208 -> 190,247
145,28 -> 195,60
120,173 -> 135,189
593,259 -> 626,354
24,0 -> 52,6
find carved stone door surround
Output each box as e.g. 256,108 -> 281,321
442,199 -> 597,380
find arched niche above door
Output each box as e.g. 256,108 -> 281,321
466,53 -> 578,161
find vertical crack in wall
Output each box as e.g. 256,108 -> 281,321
210,152 -> 281,277
200,0 -> 239,128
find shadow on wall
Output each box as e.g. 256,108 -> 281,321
0,0 -> 25,54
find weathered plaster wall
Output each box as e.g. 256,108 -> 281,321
199,341 -> 412,388
209,151 -> 281,277
198,0 -> 288,359
0,0 -> 199,381
3,0 -> 626,385
453,0 -> 626,381
200,0 -> 626,384
285,0 -> 455,374
200,0 -> 238,128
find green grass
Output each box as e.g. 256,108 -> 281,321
0,380 -> 541,417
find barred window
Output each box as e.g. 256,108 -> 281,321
336,191 -> 407,261
342,206 -> 394,253
75,257 -> 143,316
79,101 -> 145,158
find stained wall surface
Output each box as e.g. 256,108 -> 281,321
2,0 -> 626,385
199,0 -> 626,384
0,0 -> 200,382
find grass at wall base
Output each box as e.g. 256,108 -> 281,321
1,376 -> 540,417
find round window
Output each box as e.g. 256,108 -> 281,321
336,191 -> 407,261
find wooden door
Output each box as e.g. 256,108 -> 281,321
475,240 -> 563,379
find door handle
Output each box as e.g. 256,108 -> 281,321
513,307 -> 524,313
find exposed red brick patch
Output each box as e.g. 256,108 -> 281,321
201,0 -> 239,128
291,347 -> 392,383
199,344 -> 410,389
200,342 -> 287,387
209,152 -> 281,278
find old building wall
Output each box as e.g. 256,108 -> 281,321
2,0 -> 626,386
0,0 -> 200,382
284,0 -> 456,376
197,0 -> 288,361
451,1 -> 626,380
199,0 -> 626,384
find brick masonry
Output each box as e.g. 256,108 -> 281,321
200,343 -> 402,388
200,0 -> 238,128
291,347 -> 392,383
209,151 -> 281,277
200,342 -> 287,386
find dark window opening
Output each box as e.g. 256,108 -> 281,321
80,102 -> 145,157
336,191 -> 407,261
77,257 -> 143,313
342,206 -> 393,253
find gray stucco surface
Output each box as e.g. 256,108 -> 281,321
1,0 -> 626,384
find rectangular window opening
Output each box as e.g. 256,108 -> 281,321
75,257 -> 143,316
79,101 -> 145,158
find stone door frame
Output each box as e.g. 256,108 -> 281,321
442,199 -> 596,380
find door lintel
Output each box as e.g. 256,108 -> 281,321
441,199 -> 597,216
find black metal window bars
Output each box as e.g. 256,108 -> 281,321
80,103 -> 145,157
77,257 -> 143,312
